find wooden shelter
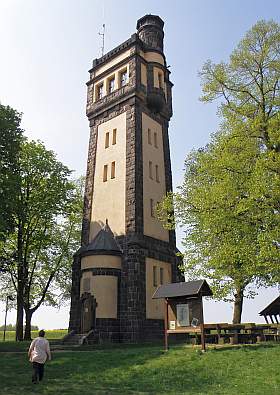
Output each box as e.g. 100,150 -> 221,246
259,295 -> 280,324
152,280 -> 213,351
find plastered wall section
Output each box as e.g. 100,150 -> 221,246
142,112 -> 169,241
80,273 -> 118,318
81,255 -> 121,270
139,51 -> 165,65
80,271 -> 92,296
90,112 -> 126,240
146,258 -> 171,319
93,49 -> 131,77
92,275 -> 118,318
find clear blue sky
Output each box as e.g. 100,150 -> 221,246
0,0 -> 279,328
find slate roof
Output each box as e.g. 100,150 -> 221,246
152,279 -> 213,299
78,221 -> 122,257
259,295 -> 280,316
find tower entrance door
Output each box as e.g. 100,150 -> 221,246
80,292 -> 97,333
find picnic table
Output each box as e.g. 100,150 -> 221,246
181,323 -> 280,345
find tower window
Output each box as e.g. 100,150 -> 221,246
160,268 -> 164,285
150,198 -> 154,217
149,161 -> 153,179
111,161 -> 116,179
153,266 -> 157,287
120,69 -> 128,87
158,72 -> 163,89
154,132 -> 158,148
108,76 -> 115,93
97,83 -> 104,100
103,164 -> 108,182
155,165 -> 159,182
112,128 -> 117,145
105,132 -> 109,148
148,128 -> 152,145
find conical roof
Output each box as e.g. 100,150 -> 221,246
79,221 -> 122,257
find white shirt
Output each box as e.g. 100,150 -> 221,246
28,337 -> 51,364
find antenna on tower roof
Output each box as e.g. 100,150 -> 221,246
98,23 -> 105,57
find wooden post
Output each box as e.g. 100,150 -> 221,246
164,298 -> 169,351
200,295 -> 206,352
264,315 -> 269,324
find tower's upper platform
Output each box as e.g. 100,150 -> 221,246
87,14 -> 172,120
91,14 -> 165,71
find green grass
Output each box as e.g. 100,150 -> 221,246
0,329 -> 67,342
0,343 -> 279,394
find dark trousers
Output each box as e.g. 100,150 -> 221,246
32,362 -> 44,383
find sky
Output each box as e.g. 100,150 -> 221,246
0,0 -> 279,329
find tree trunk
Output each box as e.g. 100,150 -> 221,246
24,309 -> 33,340
16,221 -> 24,341
232,287 -> 244,324
16,295 -> 24,341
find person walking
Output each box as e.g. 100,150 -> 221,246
28,329 -> 51,384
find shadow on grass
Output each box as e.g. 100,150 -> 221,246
1,343 -> 280,394
0,346 -> 224,395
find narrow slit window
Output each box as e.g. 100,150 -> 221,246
154,132 -> 158,148
160,268 -> 164,285
103,164 -> 108,182
150,198 -> 154,217
148,128 -> 152,145
149,161 -> 153,179
111,161 -> 116,179
158,72 -> 163,89
105,132 -> 109,148
155,165 -> 159,182
153,266 -> 157,287
112,128 -> 117,145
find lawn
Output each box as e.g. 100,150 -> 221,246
0,343 -> 279,395
0,329 -> 67,342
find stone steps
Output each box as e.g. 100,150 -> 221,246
62,331 -> 99,345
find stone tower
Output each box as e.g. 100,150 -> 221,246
69,14 -> 182,342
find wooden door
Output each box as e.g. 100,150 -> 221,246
81,293 -> 96,333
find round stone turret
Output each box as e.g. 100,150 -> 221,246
136,14 -> 164,52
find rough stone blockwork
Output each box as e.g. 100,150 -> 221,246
69,15 -> 183,342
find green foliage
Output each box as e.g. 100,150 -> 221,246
199,19 -> 280,287
172,123 -> 279,300
0,140 -> 83,338
0,344 -> 280,394
159,20 -> 280,322
0,104 -> 23,242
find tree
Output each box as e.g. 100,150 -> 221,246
158,20 -> 280,323
201,21 -> 280,256
0,140 -> 82,340
199,19 -> 280,262
0,104 -> 23,243
200,20 -> 280,149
